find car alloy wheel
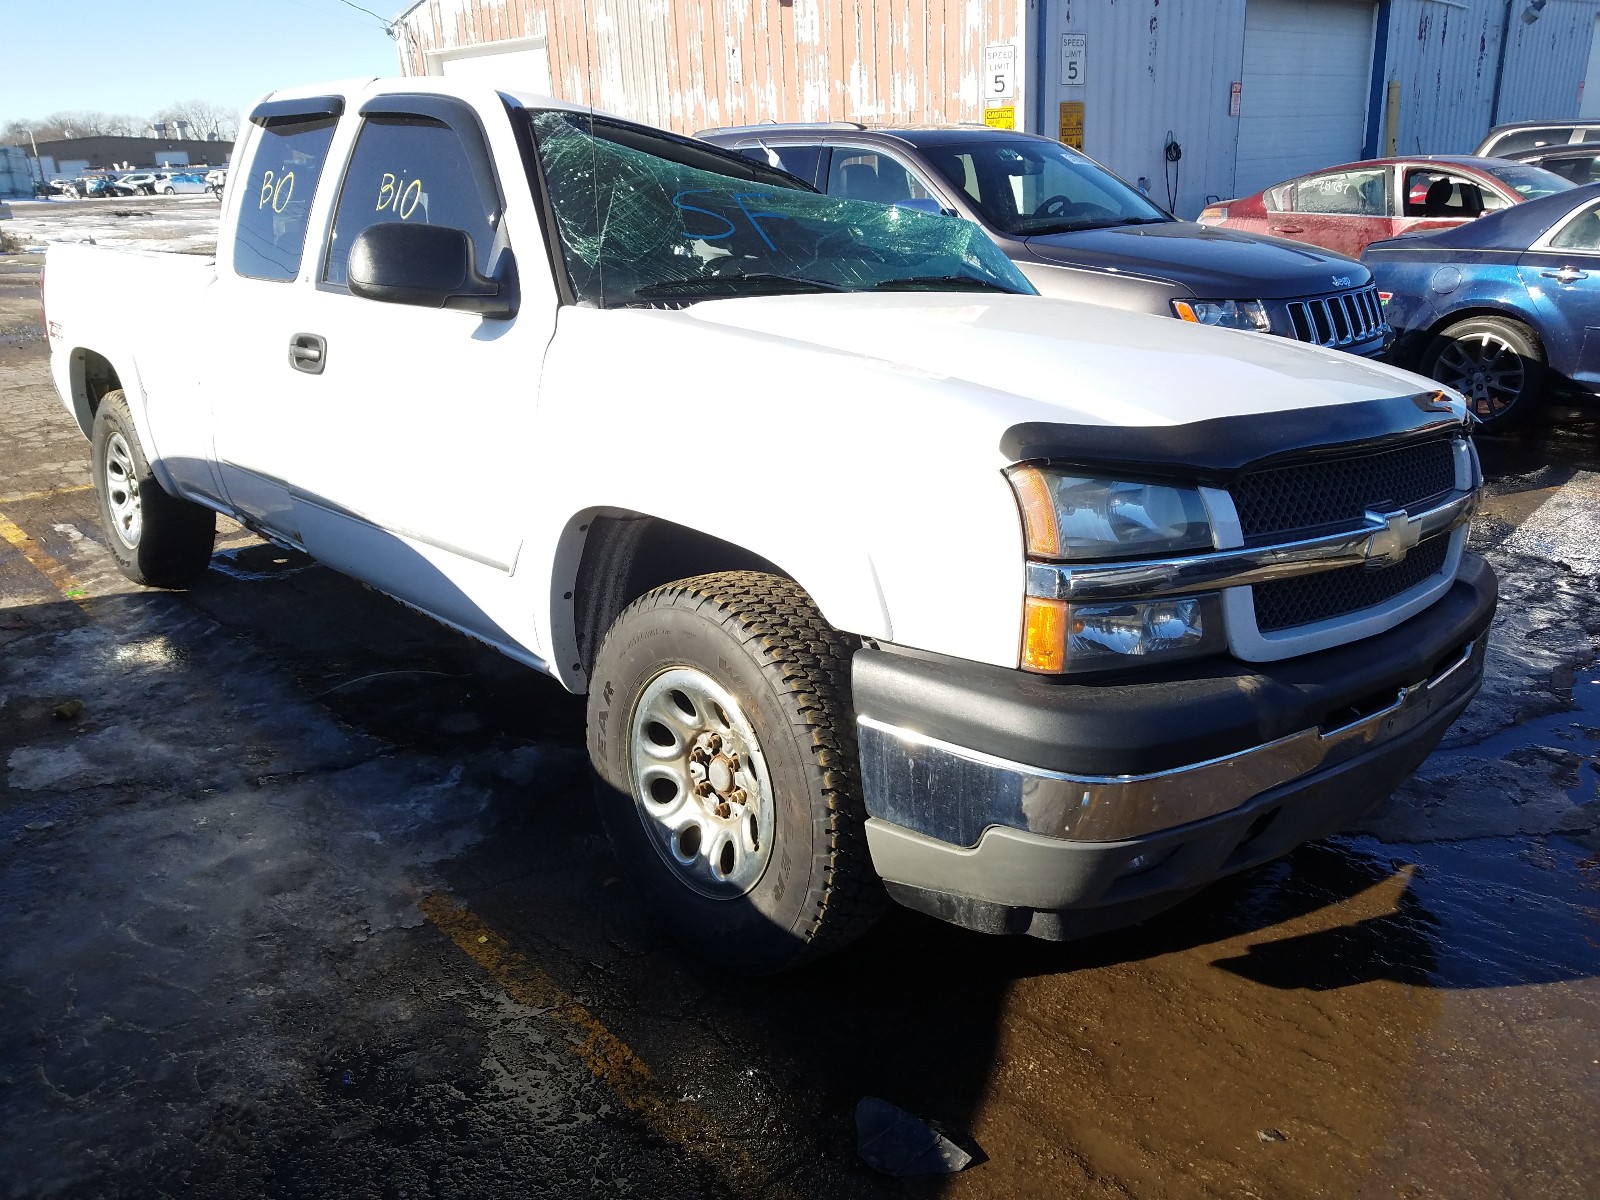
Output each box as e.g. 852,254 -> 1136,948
1433,329 -> 1525,420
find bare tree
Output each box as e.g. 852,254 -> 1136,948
2,111 -> 147,142
153,100 -> 239,142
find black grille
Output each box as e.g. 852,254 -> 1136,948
1231,438 -> 1458,544
1253,535 -> 1451,633
1285,285 -> 1388,347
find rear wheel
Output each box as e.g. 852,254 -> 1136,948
91,390 -> 215,587
587,571 -> 885,974
1421,315 -> 1546,432
161,186 -> 175,195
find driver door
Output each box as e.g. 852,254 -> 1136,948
284,95 -> 551,648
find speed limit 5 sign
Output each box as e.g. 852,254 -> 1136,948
984,43 -> 1017,99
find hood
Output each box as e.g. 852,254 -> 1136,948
676,291 -> 1446,434
1021,221 -> 1369,299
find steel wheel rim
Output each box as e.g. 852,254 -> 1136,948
104,431 -> 142,548
628,667 -> 776,899
1434,331 -> 1525,419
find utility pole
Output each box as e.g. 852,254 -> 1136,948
26,128 -> 43,183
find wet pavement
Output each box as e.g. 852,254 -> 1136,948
2,217 -> 1598,1198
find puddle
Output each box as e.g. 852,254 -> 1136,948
1434,664 -> 1600,809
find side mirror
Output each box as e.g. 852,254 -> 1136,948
347,222 -> 517,319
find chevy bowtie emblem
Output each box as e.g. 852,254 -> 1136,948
1364,507 -> 1420,568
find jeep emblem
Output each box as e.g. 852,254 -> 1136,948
1332,274 -> 1352,288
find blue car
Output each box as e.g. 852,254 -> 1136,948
1363,181 -> 1600,429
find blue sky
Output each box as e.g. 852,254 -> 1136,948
0,0 -> 403,128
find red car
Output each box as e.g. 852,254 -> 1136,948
1199,155 -> 1574,258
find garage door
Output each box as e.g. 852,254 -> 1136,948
1235,0 -> 1376,198
427,39 -> 553,94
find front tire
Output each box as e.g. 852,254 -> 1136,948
91,390 -> 215,587
1421,315 -> 1546,431
162,186 -> 175,195
587,572 -> 885,974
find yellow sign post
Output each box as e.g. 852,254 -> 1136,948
1059,101 -> 1085,150
983,106 -> 1016,130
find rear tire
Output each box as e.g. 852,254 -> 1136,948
587,571 -> 886,974
1421,315 -> 1546,432
91,390 -> 215,587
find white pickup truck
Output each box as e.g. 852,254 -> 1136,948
44,79 -> 1496,974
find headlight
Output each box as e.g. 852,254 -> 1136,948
1021,594 -> 1226,674
1171,298 -> 1271,333
1007,467 -> 1214,561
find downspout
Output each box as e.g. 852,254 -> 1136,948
1033,0 -> 1051,135
1489,0 -> 1515,127
1362,0 -> 1394,158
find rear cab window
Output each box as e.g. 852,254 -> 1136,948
233,97 -> 342,282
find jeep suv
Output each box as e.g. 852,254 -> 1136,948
699,123 -> 1390,355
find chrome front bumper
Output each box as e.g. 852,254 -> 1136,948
858,637 -> 1483,847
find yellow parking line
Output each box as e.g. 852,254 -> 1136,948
0,509 -> 90,606
0,483 -> 93,505
418,892 -> 792,1197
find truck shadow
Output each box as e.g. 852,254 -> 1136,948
7,529 -> 1596,1199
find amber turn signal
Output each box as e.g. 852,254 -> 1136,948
1006,466 -> 1061,558
1021,595 -> 1069,673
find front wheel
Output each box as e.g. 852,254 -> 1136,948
162,186 -> 175,195
91,390 -> 215,587
1421,315 -> 1546,431
587,572 -> 886,974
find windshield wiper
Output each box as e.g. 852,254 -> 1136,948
866,275 -> 1017,293
1022,215 -> 1170,234
630,273 -> 846,299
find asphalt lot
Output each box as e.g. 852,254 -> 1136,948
1,197 -> 1598,1199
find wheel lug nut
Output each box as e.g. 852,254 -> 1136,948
694,781 -> 713,798
730,788 -> 747,805
715,803 -> 731,819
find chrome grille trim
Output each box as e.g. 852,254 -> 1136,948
1285,284 -> 1388,348
1023,488 -> 1477,604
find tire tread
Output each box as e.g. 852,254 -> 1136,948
603,571 -> 886,967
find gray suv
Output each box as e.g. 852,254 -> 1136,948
698,123 -> 1389,356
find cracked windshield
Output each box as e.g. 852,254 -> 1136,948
529,110 -> 1034,305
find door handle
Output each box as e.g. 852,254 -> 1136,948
1540,267 -> 1589,283
1271,224 -> 1304,234
289,332 -> 327,375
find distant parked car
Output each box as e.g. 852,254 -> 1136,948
82,177 -> 116,198
1363,182 -> 1600,430
1501,144 -> 1600,187
47,177 -> 83,197
1476,121 -> 1600,158
154,171 -> 208,195
110,172 -> 159,196
699,122 -> 1391,356
1198,156 -> 1573,258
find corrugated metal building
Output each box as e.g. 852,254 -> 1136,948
393,0 -> 1600,216
393,0 -> 1031,131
